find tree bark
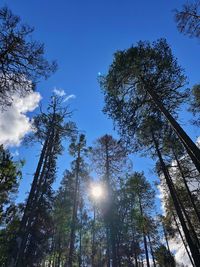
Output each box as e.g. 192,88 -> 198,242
162,222 -> 171,254
67,147 -> 81,267
146,86 -> 200,174
173,212 -> 195,267
105,138 -> 111,267
152,131 -> 200,267
139,200 -> 150,267
13,135 -> 52,266
91,206 -> 96,267
173,150 -> 200,224
147,234 -> 156,267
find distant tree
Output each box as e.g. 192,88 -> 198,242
154,245 -> 176,267
0,203 -> 23,267
11,95 -> 76,267
46,170 -> 75,266
0,145 -> 22,222
91,134 -> 128,267
0,6 -> 56,108
175,1 -> 200,39
67,134 -> 90,267
189,84 -> 200,125
126,172 -> 156,267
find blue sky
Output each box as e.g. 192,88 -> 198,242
2,0 -> 200,202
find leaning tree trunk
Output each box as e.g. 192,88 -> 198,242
12,132 -> 52,267
175,185 -> 200,249
152,132 -> 200,267
173,150 -> 200,224
173,212 -> 195,267
146,86 -> 200,174
162,222 -> 171,255
15,129 -> 56,267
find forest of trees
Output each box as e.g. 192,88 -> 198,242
0,1 -> 200,267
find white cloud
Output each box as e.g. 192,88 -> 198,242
53,88 -> 76,102
0,91 -> 41,147
64,94 -> 76,102
169,238 -> 192,267
53,88 -> 66,97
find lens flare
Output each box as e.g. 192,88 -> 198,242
91,184 -> 103,199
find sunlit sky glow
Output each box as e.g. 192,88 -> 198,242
90,183 -> 104,200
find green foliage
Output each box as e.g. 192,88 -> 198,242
155,245 -> 176,267
0,6 -> 57,108
0,145 -> 23,221
189,84 -> 200,125
0,204 -> 23,266
175,1 -> 200,39
100,39 -> 187,146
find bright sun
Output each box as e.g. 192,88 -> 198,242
91,184 -> 103,199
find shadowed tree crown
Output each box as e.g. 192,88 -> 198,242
100,39 -> 188,144
0,6 -> 57,108
175,0 -> 200,39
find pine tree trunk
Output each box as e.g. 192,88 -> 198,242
132,233 -> 139,267
139,200 -> 150,267
147,234 -> 156,267
79,208 -> 82,267
162,222 -> 171,254
152,132 -> 200,267
146,86 -> 200,174
173,150 -> 200,224
15,129 -> 56,267
106,227 -> 111,267
105,139 -> 111,267
92,206 -> 96,267
175,186 -> 200,249
110,215 -> 118,267
13,134 -> 52,266
67,147 -> 81,267
173,212 -> 195,267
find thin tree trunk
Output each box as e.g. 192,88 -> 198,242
67,145 -> 81,267
175,186 -> 200,249
173,212 -> 195,267
139,200 -> 150,267
145,86 -> 200,174
132,233 -> 138,267
105,138 -> 111,267
92,206 -> 96,267
152,131 -> 200,267
110,222 -> 118,267
106,227 -> 110,267
79,208 -> 82,267
162,223 -> 171,254
147,234 -> 156,267
141,257 -> 144,267
173,150 -> 200,224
